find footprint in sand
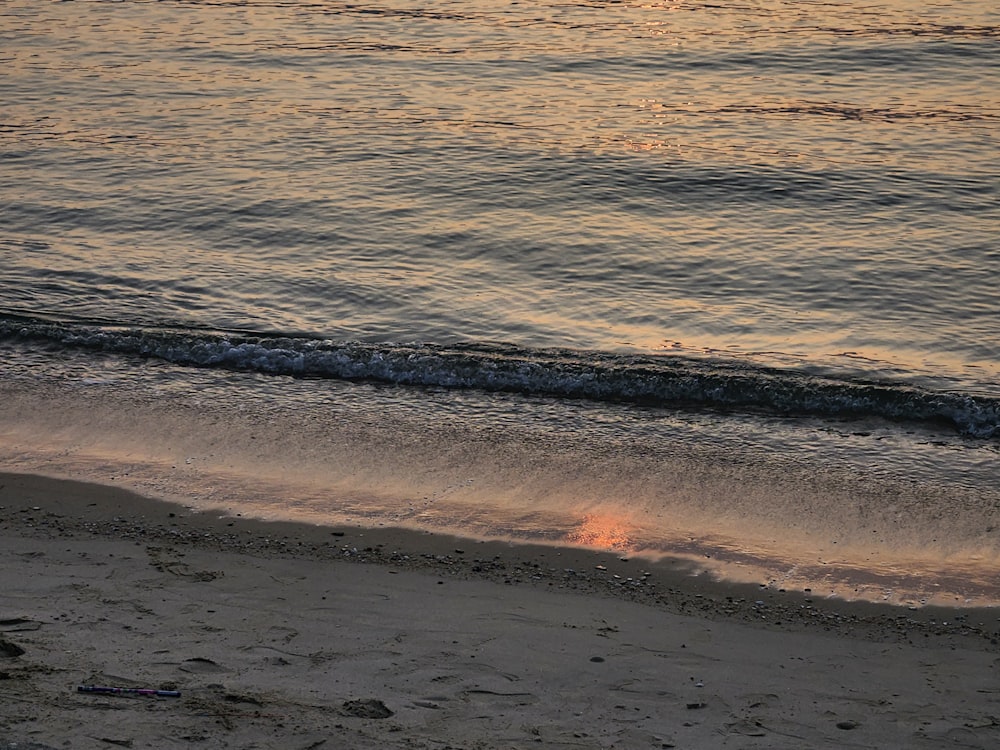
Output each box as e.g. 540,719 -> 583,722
147,546 -> 221,581
179,657 -> 229,674
0,618 -> 42,632
342,698 -> 393,719
0,638 -> 26,658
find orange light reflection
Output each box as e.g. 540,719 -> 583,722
566,513 -> 635,553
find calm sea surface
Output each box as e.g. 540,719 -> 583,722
1,0 -> 998,603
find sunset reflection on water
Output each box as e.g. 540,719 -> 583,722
566,513 -> 636,552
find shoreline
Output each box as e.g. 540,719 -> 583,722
2,471 -> 999,748
2,471 -> 997,646
4,370 -> 998,610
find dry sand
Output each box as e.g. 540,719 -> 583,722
1,471 -> 998,749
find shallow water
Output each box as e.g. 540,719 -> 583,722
1,0 -> 998,604
2,344 -> 998,606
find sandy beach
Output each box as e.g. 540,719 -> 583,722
1,471 -> 998,749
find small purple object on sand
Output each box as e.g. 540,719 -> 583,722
78,685 -> 180,698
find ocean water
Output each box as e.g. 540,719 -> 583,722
1,0 -> 998,604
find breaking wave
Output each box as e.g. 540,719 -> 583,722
3,315 -> 997,438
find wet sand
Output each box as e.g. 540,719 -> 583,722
1,471 -> 998,749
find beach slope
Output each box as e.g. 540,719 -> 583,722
1,473 -> 998,749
